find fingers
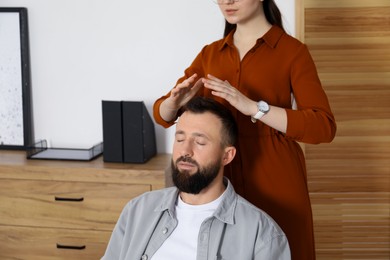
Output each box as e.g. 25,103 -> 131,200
201,74 -> 256,116
202,75 -> 243,107
207,74 -> 223,82
192,77 -> 204,92
177,74 -> 198,90
204,74 -> 225,88
202,75 -> 233,95
171,74 -> 198,96
170,73 -> 205,104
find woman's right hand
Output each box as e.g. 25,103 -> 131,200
160,74 -> 204,122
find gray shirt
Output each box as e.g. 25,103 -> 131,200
102,178 -> 291,260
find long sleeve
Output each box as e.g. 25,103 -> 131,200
285,44 -> 336,144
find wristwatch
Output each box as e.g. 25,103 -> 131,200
251,100 -> 270,123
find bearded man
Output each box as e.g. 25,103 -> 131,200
102,96 -> 290,260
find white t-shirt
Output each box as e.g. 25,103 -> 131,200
151,193 -> 224,260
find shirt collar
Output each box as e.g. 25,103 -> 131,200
212,177 -> 237,225
154,187 -> 179,218
219,25 -> 284,51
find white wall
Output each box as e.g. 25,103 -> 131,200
1,0 -> 295,153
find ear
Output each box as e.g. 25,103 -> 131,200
222,146 -> 236,166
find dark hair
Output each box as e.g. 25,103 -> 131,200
224,0 -> 284,37
181,97 -> 238,147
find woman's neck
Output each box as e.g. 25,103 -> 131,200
234,16 -> 272,43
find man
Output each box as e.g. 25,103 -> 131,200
102,96 -> 290,260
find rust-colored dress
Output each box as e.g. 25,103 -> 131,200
153,26 -> 336,260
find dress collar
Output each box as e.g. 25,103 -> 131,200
219,25 -> 285,51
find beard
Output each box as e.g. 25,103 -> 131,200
171,156 -> 221,195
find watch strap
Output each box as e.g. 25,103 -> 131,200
251,110 -> 265,123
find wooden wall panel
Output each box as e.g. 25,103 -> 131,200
300,0 -> 390,259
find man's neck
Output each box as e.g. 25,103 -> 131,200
179,176 -> 226,205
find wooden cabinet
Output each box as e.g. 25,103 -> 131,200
0,150 -> 171,260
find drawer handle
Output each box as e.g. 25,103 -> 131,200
55,196 -> 84,202
56,243 -> 86,250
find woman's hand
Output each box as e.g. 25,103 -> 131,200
202,74 -> 257,116
203,74 -> 287,133
169,74 -> 203,107
160,74 -> 204,122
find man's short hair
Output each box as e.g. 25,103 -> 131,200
181,97 -> 238,147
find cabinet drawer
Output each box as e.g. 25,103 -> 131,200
0,179 -> 150,230
0,225 -> 111,260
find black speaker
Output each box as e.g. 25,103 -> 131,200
102,101 -> 156,163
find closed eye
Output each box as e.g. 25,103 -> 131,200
175,132 -> 185,143
175,138 -> 184,143
195,137 -> 207,146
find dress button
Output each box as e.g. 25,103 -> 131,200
141,254 -> 148,260
162,227 -> 168,234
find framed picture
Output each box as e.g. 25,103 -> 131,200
0,7 -> 34,150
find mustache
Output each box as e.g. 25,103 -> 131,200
176,156 -> 198,166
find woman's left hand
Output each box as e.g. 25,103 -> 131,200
202,74 -> 257,116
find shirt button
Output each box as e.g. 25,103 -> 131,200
141,255 -> 148,260
162,227 -> 168,234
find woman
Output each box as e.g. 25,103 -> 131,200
153,0 -> 336,259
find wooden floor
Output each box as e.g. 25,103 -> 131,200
297,0 -> 390,259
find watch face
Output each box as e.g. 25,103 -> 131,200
259,101 -> 269,112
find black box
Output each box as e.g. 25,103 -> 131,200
102,101 -> 123,162
102,101 -> 156,163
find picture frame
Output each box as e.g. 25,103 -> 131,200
0,7 -> 34,150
